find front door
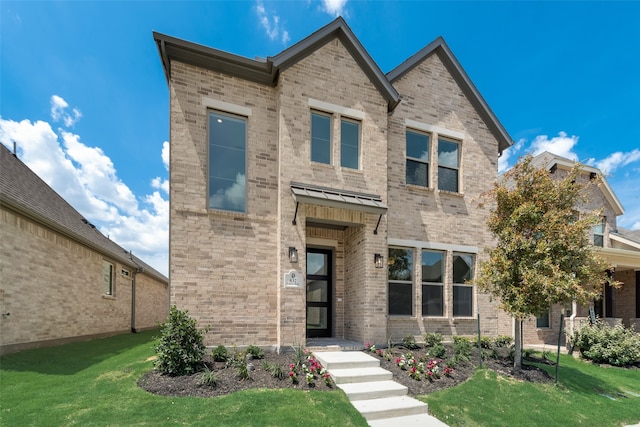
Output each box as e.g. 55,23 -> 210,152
306,248 -> 332,338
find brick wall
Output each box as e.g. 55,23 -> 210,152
0,207 -> 168,354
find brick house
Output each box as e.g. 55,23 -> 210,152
521,152 -> 640,346
154,17 -> 515,350
0,144 -> 169,354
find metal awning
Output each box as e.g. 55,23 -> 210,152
290,182 -> 387,215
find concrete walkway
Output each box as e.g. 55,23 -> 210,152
314,351 -> 448,427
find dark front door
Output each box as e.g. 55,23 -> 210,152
306,248 -> 332,338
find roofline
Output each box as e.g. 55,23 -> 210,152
538,154 -> 624,216
0,196 -> 168,284
595,246 -> 640,270
386,37 -> 513,154
610,232 -> 640,251
269,17 -> 400,111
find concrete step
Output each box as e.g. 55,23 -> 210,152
368,413 -> 449,427
338,380 -> 408,400
313,350 -> 380,370
330,366 -> 393,384
351,396 -> 429,421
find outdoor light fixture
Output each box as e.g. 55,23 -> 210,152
289,247 -> 298,263
374,253 -> 384,269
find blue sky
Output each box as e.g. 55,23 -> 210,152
2,1 -> 639,276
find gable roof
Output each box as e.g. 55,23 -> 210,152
611,227 -> 640,250
530,151 -> 624,216
154,17 -> 400,111
0,144 -> 167,283
387,37 -> 512,154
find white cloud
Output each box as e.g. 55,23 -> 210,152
255,0 -> 289,44
0,111 -> 168,276
161,140 -> 169,170
529,131 -> 579,161
590,149 -> 640,175
50,95 -> 82,127
498,138 -> 525,173
210,173 -> 246,211
321,0 -> 347,16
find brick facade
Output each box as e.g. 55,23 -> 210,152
158,19 -> 515,350
0,207 -> 169,354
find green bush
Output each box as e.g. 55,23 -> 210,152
494,335 -> 513,348
452,336 -> 473,366
428,343 -> 447,359
423,332 -> 443,347
478,336 -> 494,349
572,322 -> 640,367
246,345 -> 265,359
154,306 -> 208,376
211,345 -> 228,362
197,367 -> 218,387
402,334 -> 419,349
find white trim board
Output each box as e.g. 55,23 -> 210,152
388,238 -> 478,253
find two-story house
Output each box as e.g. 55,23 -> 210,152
522,152 -> 640,346
154,17 -> 514,350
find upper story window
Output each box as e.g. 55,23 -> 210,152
311,112 -> 331,164
102,260 -> 114,296
388,248 -> 413,316
421,250 -> 444,316
208,111 -> 247,213
452,253 -> 474,317
438,138 -> 460,193
406,130 -> 430,187
593,217 -> 605,247
340,118 -> 360,169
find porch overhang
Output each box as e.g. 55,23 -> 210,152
290,182 -> 387,215
595,247 -> 640,270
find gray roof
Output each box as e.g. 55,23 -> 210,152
615,227 -> 640,245
0,144 -> 167,283
387,37 -> 512,154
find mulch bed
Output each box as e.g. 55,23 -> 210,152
138,344 -> 554,398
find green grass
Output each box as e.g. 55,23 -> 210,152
0,331 -> 367,426
423,354 -> 640,427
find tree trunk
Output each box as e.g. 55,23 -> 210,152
514,318 -> 522,369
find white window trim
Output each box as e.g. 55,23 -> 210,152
405,119 -> 464,141
388,239 -> 478,254
202,97 -> 252,117
406,129 -> 431,188
452,252 -> 475,318
421,250 -> 445,317
308,98 -> 365,120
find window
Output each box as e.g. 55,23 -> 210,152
388,248 -> 413,315
453,253 -> 474,317
311,112 -> 331,164
421,250 -> 444,316
208,111 -> 247,212
438,139 -> 460,192
340,118 -> 360,169
406,130 -> 430,187
102,261 -> 114,296
536,310 -> 550,328
593,218 -> 605,247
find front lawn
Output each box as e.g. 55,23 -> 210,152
0,331 -> 367,427
424,353 -> 640,427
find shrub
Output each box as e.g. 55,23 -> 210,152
246,345 -> 265,359
423,332 -> 443,347
494,335 -> 513,348
211,345 -> 228,362
402,334 -> 419,350
428,343 -> 447,359
478,336 -> 494,349
572,322 -> 640,367
452,336 -> 472,365
197,367 -> 218,387
154,306 -> 208,376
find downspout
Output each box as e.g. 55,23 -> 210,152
128,251 -> 144,333
568,301 -> 577,353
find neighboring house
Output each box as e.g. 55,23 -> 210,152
522,151 -> 640,346
0,144 -> 169,354
154,17 -> 515,350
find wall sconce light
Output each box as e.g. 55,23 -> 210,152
374,253 -> 384,269
289,247 -> 298,263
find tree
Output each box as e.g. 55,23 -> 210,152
475,155 -> 615,368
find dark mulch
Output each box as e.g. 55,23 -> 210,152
138,344 -> 554,398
